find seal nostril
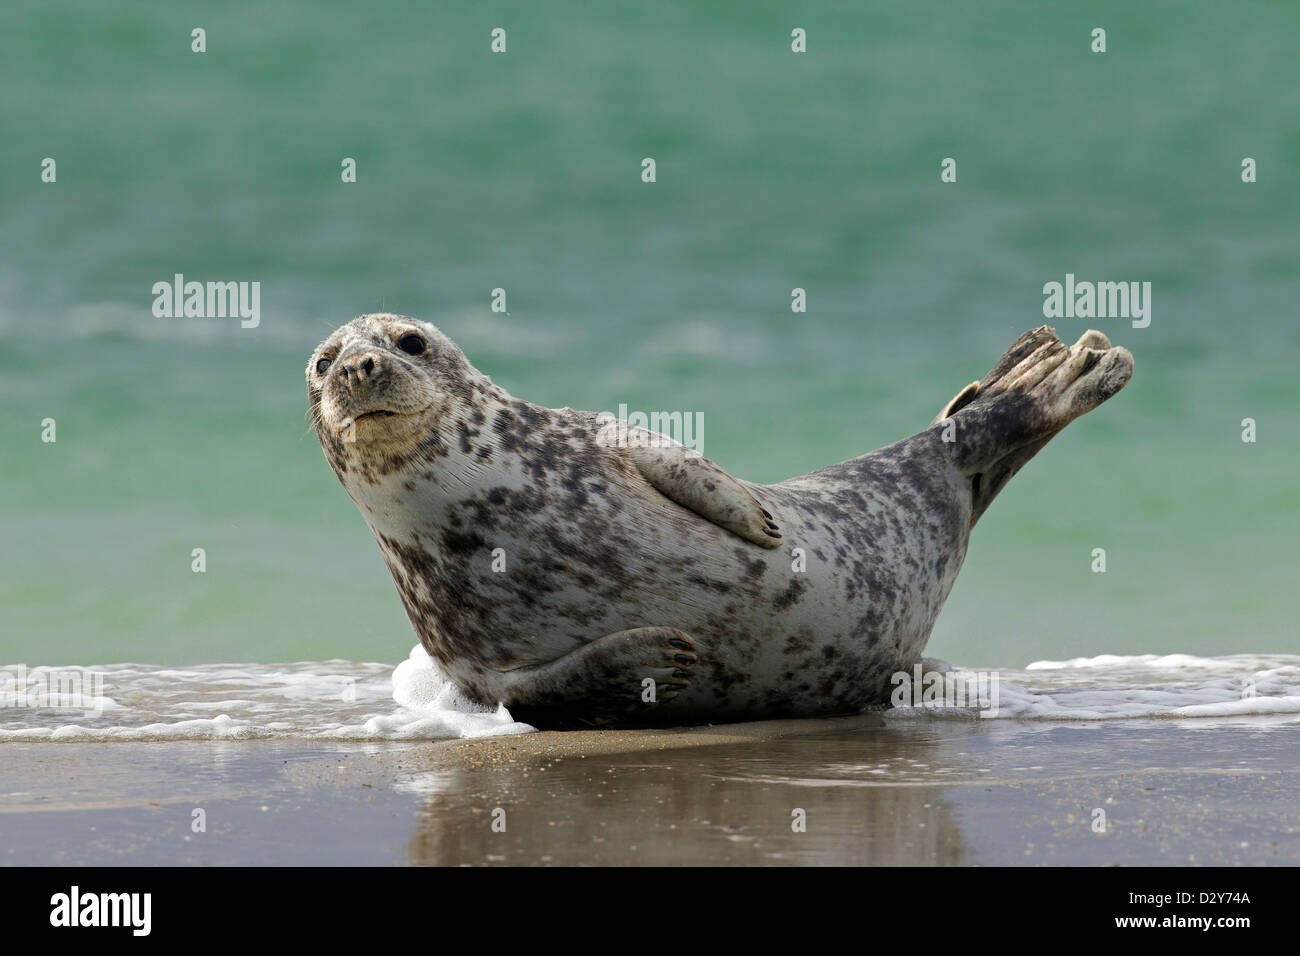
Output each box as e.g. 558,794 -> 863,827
361,356 -> 375,376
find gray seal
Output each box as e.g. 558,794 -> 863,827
307,315 -> 1133,727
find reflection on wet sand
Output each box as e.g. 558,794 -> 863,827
404,713 -> 1300,865
406,717 -> 980,865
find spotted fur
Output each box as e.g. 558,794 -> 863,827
307,316 -> 1133,727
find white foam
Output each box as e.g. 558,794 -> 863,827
353,644 -> 534,739
0,646 -> 534,742
5,650 -> 1297,740
889,653 -> 1300,723
1025,653 -> 1271,672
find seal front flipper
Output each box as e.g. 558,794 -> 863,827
609,424 -> 782,548
493,627 -> 698,729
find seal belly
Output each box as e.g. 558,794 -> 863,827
412,434 -> 971,718
656,440 -> 972,717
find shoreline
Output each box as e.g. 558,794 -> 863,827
4,715 -> 1298,865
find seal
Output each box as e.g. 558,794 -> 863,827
307,315 -> 1133,728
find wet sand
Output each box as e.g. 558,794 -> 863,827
3,716 -> 1297,865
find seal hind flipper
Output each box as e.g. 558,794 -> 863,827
617,427 -> 782,549
943,327 -> 1133,524
495,627 -> 698,729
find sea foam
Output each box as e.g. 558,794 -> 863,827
887,653 -> 1300,724
0,645 -> 534,742
2,649 -> 1297,741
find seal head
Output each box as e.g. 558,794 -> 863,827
307,314 -> 508,488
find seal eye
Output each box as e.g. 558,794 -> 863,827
397,333 -> 426,356
315,357 -> 332,376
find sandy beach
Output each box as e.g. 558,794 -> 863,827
4,716 -> 1296,866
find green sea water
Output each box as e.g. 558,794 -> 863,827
1,0 -> 1296,668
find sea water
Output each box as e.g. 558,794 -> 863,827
3,646 -> 1298,741
1,2 -> 1296,707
